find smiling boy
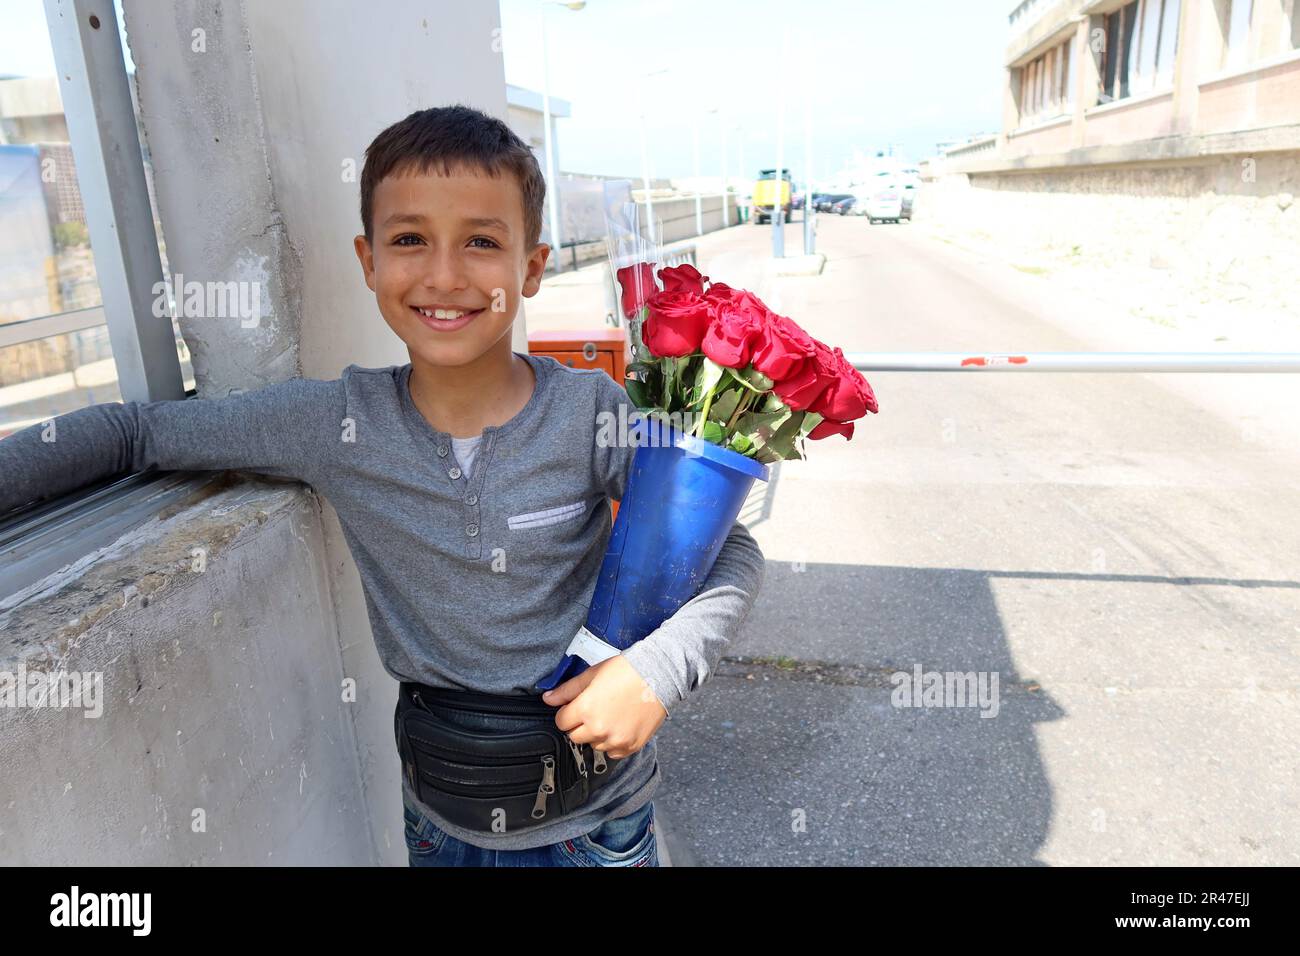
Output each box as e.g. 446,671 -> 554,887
0,105 -> 766,867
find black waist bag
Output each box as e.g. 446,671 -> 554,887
394,681 -> 623,834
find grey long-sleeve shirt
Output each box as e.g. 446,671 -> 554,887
0,351 -> 766,850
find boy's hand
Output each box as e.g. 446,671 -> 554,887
543,655 -> 668,759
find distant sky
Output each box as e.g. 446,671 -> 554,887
499,0 -> 1008,180
1,0 -> 1007,181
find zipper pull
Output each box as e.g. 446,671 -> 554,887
566,736 -> 588,777
532,755 -> 556,819
592,749 -> 607,774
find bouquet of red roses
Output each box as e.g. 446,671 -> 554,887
534,189 -> 878,694
614,260 -> 878,455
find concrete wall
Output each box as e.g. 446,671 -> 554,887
0,478 -> 374,865
0,0 -> 518,865
917,151 -> 1299,323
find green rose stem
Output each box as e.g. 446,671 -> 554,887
725,386 -> 758,431
694,381 -> 717,437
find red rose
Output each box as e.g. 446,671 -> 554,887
616,262 -> 658,319
703,281 -> 736,304
772,339 -> 839,410
701,290 -> 769,368
808,417 -> 854,440
751,313 -> 816,382
643,290 -> 712,357
810,347 -> 878,420
658,263 -> 708,295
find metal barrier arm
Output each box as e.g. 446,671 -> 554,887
845,352 -> 1300,373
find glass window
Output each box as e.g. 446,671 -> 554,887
1224,0 -> 1255,69
1156,0 -> 1182,84
0,0 -> 193,447
0,326 -> 119,438
1135,0 -> 1164,92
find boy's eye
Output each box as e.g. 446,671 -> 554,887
392,234 -> 497,249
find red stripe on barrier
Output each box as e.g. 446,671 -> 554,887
960,355 -> 1029,367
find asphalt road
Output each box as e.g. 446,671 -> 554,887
644,212 -> 1299,866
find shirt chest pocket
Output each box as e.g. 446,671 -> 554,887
506,499 -> 589,532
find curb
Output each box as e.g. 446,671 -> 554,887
653,806 -> 697,867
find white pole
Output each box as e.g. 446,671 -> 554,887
540,6 -> 562,273
844,352 -> 1300,373
692,113 -> 703,235
802,100 -> 812,252
721,118 -> 729,227
772,31 -> 786,257
737,130 -> 746,222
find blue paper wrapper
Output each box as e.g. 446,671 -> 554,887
535,414 -> 769,691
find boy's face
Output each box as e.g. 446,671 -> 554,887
353,164 -> 549,369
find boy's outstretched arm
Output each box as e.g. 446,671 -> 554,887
0,376 -> 344,517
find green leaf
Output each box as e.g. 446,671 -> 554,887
762,408 -> 805,460
706,386 -> 742,424
624,375 -> 652,408
730,365 -> 775,393
694,357 -> 726,399
735,408 -> 794,456
762,392 -> 789,413
727,432 -> 755,455
699,419 -> 726,444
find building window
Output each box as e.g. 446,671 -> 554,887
1223,0 -> 1255,68
1019,35 -> 1074,126
1218,0 -> 1300,67
1100,0 -> 1181,104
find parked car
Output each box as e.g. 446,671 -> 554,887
864,173 -> 906,223
813,192 -> 851,213
831,196 -> 856,215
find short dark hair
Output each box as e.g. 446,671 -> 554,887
359,104 -> 546,249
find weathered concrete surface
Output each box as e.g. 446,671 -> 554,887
0,478 -> 373,865
918,154 -> 1300,342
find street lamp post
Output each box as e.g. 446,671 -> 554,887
540,1 -> 585,274
771,32 -> 787,258
803,46 -> 815,255
736,127 -> 745,223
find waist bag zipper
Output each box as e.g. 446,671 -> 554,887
566,736 -> 588,779
532,755 -> 556,819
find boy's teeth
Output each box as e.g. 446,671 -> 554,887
418,307 -> 471,320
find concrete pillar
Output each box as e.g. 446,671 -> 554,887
1070,17 -> 1095,148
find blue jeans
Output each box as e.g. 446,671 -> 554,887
403,792 -> 658,867
396,686 -> 659,867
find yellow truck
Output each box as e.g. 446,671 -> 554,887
751,169 -> 792,224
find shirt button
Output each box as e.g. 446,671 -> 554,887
437,445 -> 448,457
448,466 -> 462,480
466,523 -> 479,537
466,493 -> 478,506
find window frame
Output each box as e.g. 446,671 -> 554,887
29,0 -> 186,406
